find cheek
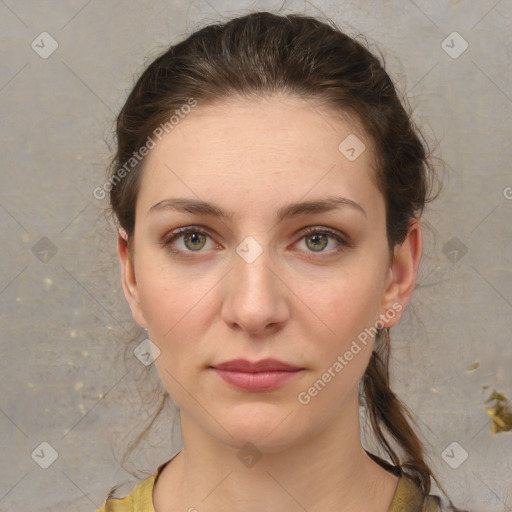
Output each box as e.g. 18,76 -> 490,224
135,250 -> 214,332
134,254 -> 220,375
297,267 -> 384,350
291,273 -> 381,415
136,263 -> 213,403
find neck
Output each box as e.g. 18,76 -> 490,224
153,392 -> 399,512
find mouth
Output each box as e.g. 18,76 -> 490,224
209,358 -> 304,392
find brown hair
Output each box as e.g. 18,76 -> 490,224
103,10 -> 463,510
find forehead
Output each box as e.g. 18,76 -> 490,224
137,94 -> 382,219
145,93 -> 374,165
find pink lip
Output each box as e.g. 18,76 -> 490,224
210,359 -> 304,392
212,358 -> 302,372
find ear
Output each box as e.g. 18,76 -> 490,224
379,218 -> 422,328
117,227 -> 148,328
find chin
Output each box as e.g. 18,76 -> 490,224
226,432 -> 299,456
215,409 -> 303,453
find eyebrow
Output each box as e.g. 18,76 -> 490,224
148,195 -> 367,222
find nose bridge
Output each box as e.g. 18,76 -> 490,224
234,234 -> 278,303
222,233 -> 288,333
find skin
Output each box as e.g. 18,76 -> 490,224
118,93 -> 422,512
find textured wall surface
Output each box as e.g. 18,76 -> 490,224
0,1 -> 511,510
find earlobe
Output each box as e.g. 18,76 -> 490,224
379,219 -> 423,328
117,228 -> 148,328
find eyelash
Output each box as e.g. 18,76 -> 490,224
160,225 -> 354,258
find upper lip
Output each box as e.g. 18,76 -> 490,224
211,358 -> 303,372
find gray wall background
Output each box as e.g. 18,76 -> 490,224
1,0 -> 511,510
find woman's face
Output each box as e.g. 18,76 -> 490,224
118,94 -> 420,451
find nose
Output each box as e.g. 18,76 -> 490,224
221,239 -> 289,337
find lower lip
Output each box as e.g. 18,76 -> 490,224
210,369 -> 302,391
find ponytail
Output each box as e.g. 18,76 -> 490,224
363,327 -> 464,510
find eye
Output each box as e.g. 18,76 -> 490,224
160,226 -> 353,257
160,227 -> 215,255
296,227 -> 352,255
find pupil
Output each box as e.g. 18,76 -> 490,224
187,233 -> 203,249
308,234 -> 326,251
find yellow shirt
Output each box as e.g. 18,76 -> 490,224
96,460 -> 443,512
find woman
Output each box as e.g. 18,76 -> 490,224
96,11 -> 465,512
